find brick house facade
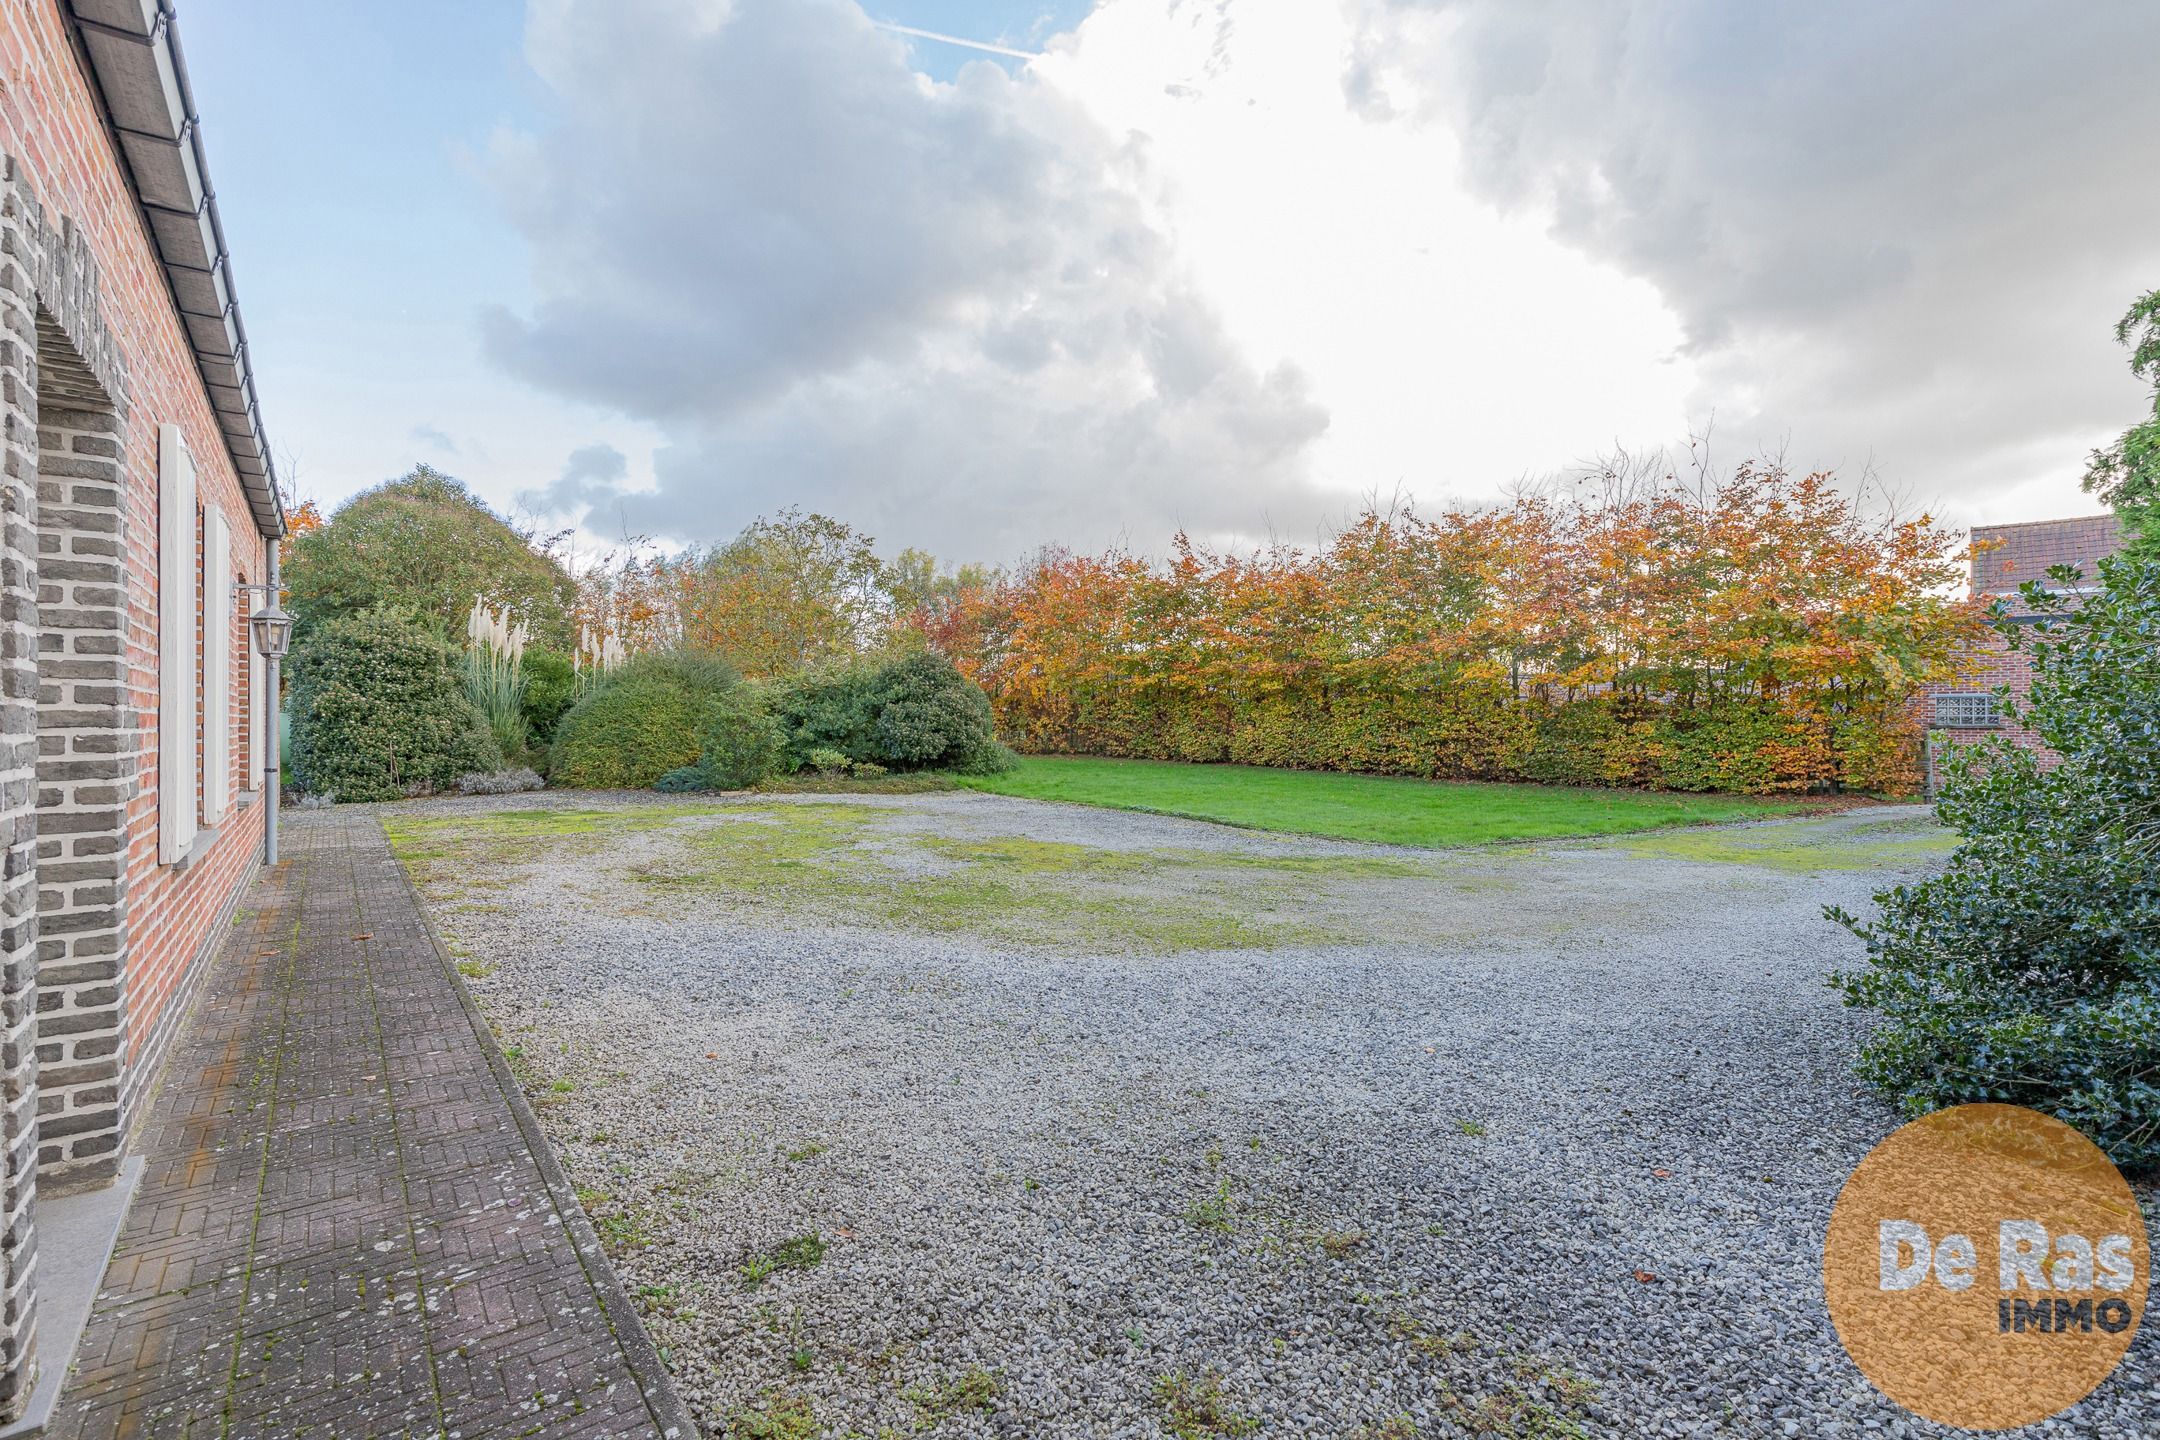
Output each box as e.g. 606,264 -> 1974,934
0,2 -> 282,1424
1918,515 -> 2122,782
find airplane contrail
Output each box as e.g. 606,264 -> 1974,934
873,21 -> 1039,60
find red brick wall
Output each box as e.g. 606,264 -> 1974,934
1921,515 -> 2127,779
1915,626 -> 2056,770
0,5 -> 270,1087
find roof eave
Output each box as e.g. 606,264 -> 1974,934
66,0 -> 284,538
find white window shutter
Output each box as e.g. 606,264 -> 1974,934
246,564 -> 264,790
158,425 -> 197,864
203,508 -> 231,823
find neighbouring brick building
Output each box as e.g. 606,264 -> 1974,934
1919,514 -> 2123,782
0,2 -> 283,1425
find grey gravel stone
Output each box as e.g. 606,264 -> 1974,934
390,789 -> 2158,1439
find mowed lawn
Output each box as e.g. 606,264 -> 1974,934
959,755 -> 1812,847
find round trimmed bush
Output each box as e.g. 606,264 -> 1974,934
765,653 -> 1012,774
549,652 -> 743,789
289,610 -> 501,803
867,652 -> 1012,772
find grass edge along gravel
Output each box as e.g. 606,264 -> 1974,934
959,755 -> 1822,848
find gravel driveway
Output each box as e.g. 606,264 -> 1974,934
384,791 -> 2156,1439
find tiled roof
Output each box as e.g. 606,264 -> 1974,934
1969,515 -> 2121,596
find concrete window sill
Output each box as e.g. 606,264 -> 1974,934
166,824 -> 220,875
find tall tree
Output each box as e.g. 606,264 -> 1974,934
286,466 -> 578,647
2084,288 -> 2160,561
678,510 -> 889,678
882,547 -> 997,622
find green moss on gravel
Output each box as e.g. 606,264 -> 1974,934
385,804 -> 713,843
722,1391 -> 819,1439
1620,816 -> 1954,873
625,805 -> 1361,952
1155,1370 -> 1260,1437
391,800 -> 1388,951
904,1365 -> 1001,1424
387,797 -> 1935,957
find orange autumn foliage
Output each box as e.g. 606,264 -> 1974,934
569,544 -> 691,659
276,496 -> 322,589
567,512 -> 893,679
912,464 -> 1990,795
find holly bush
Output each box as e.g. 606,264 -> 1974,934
1831,555 -> 2160,1170
289,610 -> 500,803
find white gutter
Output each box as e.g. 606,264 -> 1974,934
64,0 -> 284,537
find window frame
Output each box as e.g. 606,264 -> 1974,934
1931,691 -> 2000,730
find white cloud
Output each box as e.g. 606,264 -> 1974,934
1038,0 -> 1696,513
482,0 -> 2150,562
1343,0 -> 2160,524
484,0 -> 1339,560
483,0 -> 1698,560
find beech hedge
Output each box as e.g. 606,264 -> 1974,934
991,685 -> 1917,796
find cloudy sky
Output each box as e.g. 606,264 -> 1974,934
187,0 -> 2160,565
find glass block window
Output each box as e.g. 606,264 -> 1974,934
1932,692 -> 1999,729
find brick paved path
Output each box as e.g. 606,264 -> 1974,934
48,811 -> 692,1440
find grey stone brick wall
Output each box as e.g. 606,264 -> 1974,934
34,374 -> 130,1188
0,151 -> 134,1423
0,163 -> 45,1423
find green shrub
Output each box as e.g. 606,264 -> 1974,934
698,687 -> 785,789
1517,700 -> 1623,785
1828,702 -> 1925,796
521,649 -> 578,741
549,652 -> 742,789
987,673 -> 1908,796
769,664 -> 881,767
652,765 -> 712,793
766,654 -> 1012,773
289,611 -> 500,802
1831,555 -> 2160,1170
1653,703 -> 1833,794
868,652 -> 1012,772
